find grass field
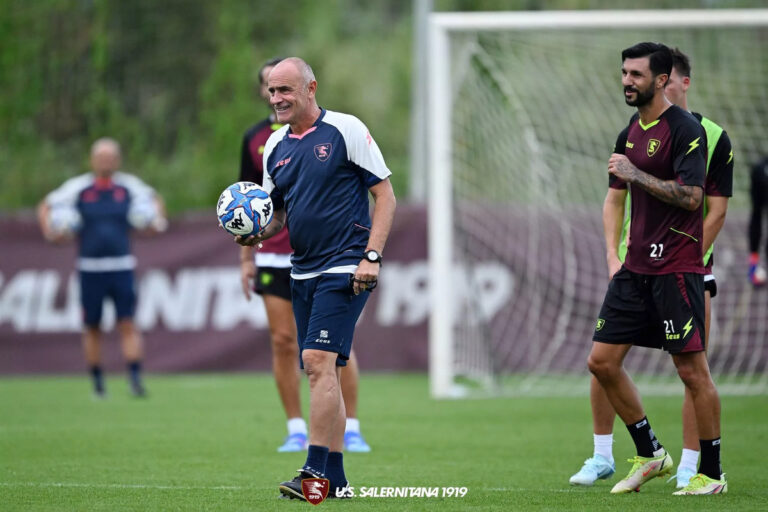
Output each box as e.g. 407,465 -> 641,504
1,373 -> 766,511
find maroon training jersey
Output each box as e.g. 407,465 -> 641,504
610,105 -> 707,275
240,117 -> 292,255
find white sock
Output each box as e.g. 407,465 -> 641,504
287,417 -> 307,436
593,434 -> 614,463
679,448 -> 700,473
345,418 -> 360,434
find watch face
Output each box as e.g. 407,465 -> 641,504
366,251 -> 379,262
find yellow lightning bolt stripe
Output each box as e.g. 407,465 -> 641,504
727,150 -> 734,164
683,317 -> 694,338
686,137 -> 701,155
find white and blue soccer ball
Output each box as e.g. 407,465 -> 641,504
48,205 -> 82,235
216,181 -> 273,237
128,195 -> 159,230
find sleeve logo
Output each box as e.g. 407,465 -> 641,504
686,137 -> 700,155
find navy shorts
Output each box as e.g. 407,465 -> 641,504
80,270 -> 137,327
593,267 -> 705,354
254,267 -> 292,301
290,273 -> 369,368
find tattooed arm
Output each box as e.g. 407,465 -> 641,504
608,153 -> 703,211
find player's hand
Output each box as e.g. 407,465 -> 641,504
150,216 -> 169,233
240,259 -> 256,301
234,234 -> 263,247
607,255 -> 622,280
352,260 -> 380,295
608,153 -> 637,183
45,230 -> 74,244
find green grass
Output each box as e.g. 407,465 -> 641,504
1,373 -> 766,511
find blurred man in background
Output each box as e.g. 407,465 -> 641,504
748,155 -> 768,286
37,137 -> 167,398
238,57 -> 371,453
570,47 -> 733,490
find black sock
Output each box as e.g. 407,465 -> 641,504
127,361 -> 142,384
325,451 -> 347,493
698,438 -> 722,480
90,365 -> 104,393
303,445 -> 329,477
626,416 -> 662,457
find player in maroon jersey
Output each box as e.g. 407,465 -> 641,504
571,48 -> 733,491
587,42 -> 726,495
238,58 -> 370,453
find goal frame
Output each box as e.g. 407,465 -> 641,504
427,8 -> 768,398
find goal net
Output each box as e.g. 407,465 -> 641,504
427,10 -> 768,398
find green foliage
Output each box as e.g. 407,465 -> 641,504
1,374 -> 766,510
0,0 -> 413,213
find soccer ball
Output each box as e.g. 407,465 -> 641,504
48,205 -> 82,235
128,195 -> 159,230
216,181 -> 273,237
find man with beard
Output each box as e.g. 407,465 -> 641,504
585,42 -> 727,495
570,47 -> 733,492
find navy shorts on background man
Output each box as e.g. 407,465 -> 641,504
80,270 -> 136,327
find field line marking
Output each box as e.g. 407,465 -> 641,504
0,481 -> 254,491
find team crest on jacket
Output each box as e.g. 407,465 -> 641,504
647,138 -> 660,157
314,143 -> 332,162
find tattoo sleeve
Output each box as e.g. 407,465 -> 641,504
628,168 -> 703,211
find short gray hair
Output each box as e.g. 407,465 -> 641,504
283,57 -> 316,87
91,137 -> 121,157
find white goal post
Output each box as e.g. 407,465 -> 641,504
428,9 -> 768,398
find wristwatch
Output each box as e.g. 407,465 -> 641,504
364,249 -> 382,265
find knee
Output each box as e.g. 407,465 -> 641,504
117,319 -> 137,335
587,354 -> 616,380
84,325 -> 101,336
302,351 -> 326,375
676,362 -> 710,390
271,330 -> 297,358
